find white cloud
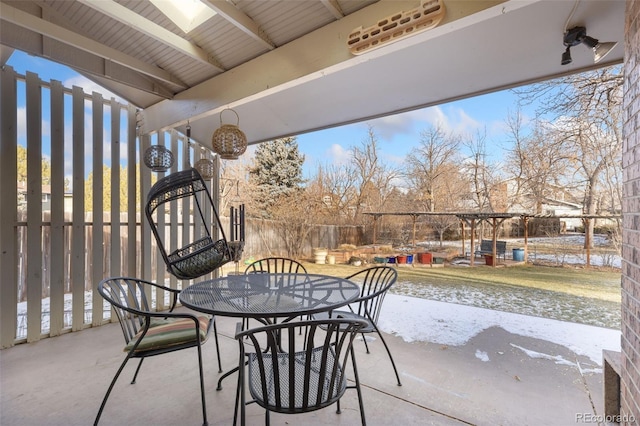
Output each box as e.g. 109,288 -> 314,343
366,109 -> 430,140
17,107 -> 26,141
366,105 -> 485,142
63,75 -> 124,103
16,106 -> 51,143
449,107 -> 482,135
325,143 -> 351,165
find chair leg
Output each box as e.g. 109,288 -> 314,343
131,358 -> 145,384
361,333 -> 370,354
213,320 -> 222,373
94,354 -> 134,425
236,351 -> 246,426
372,324 -> 402,386
233,357 -> 242,425
196,342 -> 209,426
350,346 -> 367,426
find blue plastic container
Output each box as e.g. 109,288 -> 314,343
512,248 -> 525,261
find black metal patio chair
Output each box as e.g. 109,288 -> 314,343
313,266 -> 402,386
95,277 -> 219,426
242,257 -> 309,329
243,257 -> 308,281
234,318 -> 368,425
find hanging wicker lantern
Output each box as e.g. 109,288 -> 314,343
211,108 -> 247,160
143,145 -> 174,172
194,158 -> 215,179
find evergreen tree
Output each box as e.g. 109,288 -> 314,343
249,137 -> 305,217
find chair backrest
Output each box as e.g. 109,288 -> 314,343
236,318 -> 367,413
98,277 -> 165,345
145,168 -> 231,280
244,257 -> 307,287
346,266 -> 397,325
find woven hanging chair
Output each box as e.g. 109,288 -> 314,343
145,168 -> 232,280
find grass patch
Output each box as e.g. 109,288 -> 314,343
399,264 -> 620,302
296,262 -> 621,329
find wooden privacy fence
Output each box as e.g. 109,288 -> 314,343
238,217 -> 364,261
13,213 -> 364,343
15,213 -> 364,302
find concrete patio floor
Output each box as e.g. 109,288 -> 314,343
1,309 -> 607,426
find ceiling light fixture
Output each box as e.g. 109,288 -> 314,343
561,26 -> 617,66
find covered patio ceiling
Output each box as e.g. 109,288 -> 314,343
0,0 -> 625,148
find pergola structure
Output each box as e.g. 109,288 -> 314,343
365,212 -> 513,263
364,211 -> 621,267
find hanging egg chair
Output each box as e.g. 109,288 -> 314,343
145,168 -> 232,280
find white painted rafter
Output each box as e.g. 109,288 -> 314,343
77,0 -> 225,71
0,3 -> 187,89
201,0 -> 275,51
320,0 -> 345,19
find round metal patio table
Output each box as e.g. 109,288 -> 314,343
179,273 -> 361,389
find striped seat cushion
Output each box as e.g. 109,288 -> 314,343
124,316 -> 210,353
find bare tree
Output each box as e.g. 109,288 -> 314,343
513,67 -> 622,121
504,111 -> 571,214
559,114 -> 622,244
461,129 -> 501,212
311,126 -> 396,225
349,125 -> 399,223
311,162 -> 358,224
514,66 -> 623,247
268,189 -> 325,257
427,162 -> 467,247
403,125 -> 469,246
219,157 -> 251,216
405,125 -> 462,212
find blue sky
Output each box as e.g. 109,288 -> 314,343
8,50 -> 530,179
296,89 -> 522,177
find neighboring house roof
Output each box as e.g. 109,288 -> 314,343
17,182 -> 51,195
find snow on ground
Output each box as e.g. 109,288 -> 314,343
19,278 -> 622,368
378,293 -> 621,366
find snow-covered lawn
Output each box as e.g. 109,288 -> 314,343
379,293 -> 620,366
392,276 -> 620,329
19,291 -> 620,368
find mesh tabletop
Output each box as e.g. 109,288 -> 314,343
179,274 -> 360,319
